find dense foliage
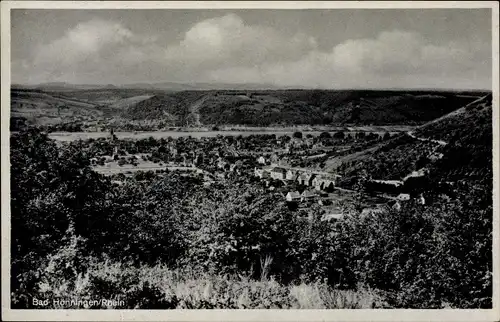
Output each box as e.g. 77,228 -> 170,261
10,127 -> 492,309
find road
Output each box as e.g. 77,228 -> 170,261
407,131 -> 447,146
267,164 -> 341,177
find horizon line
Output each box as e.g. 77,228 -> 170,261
10,82 -> 493,92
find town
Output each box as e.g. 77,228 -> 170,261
66,127 -> 428,223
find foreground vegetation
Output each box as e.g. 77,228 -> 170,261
11,127 -> 492,309
34,256 -> 388,309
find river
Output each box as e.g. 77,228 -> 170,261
48,128 -> 410,142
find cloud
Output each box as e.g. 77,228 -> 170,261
13,14 -> 491,89
163,14 -> 317,69
205,30 -> 490,89
18,19 -> 135,83
35,20 -> 132,67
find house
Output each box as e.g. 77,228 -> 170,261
297,172 -> 315,186
301,190 -> 318,202
321,179 -> 335,191
217,160 -> 228,170
397,193 -> 411,201
305,173 -> 316,186
269,153 -> 279,165
257,156 -> 266,165
321,213 -> 343,222
312,176 -> 321,189
312,141 -> 324,149
286,191 -> 301,202
371,179 -> 404,187
286,169 -> 298,181
312,176 -> 334,191
254,168 -> 270,179
430,152 -> 444,160
418,194 -> 426,205
278,157 -> 291,167
112,146 -> 119,159
312,173 -> 340,190
297,173 -> 309,185
403,169 -> 428,182
270,167 -> 287,180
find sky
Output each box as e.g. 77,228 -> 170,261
11,9 -> 492,89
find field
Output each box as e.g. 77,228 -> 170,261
94,162 -> 207,176
93,160 -> 167,175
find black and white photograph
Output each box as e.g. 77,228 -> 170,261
1,1 -> 499,321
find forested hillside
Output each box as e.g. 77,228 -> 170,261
330,94 -> 492,190
11,87 -> 485,127
121,90 -> 479,126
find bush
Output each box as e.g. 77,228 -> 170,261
319,131 -> 332,139
333,132 -> 345,140
339,183 -> 492,308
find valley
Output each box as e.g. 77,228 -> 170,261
10,85 -> 493,309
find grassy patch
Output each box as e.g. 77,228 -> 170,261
33,260 -> 388,309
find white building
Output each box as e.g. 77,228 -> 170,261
286,191 -> 301,202
397,193 -> 411,201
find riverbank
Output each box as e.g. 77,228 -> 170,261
47,125 -> 415,142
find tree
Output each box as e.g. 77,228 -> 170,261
340,181 -> 492,308
11,129 -> 113,307
415,155 -> 430,170
293,131 -> 303,139
319,131 -> 332,139
366,132 -> 379,141
356,132 -> 366,140
333,132 -> 345,140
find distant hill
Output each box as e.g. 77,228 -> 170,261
414,94 -> 492,142
12,83 -> 119,92
12,81 -> 284,92
10,86 -> 488,128
10,89 -> 103,129
117,89 -> 483,126
120,82 -> 283,91
328,93 -> 492,186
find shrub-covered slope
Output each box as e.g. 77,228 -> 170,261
329,93 -> 492,184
